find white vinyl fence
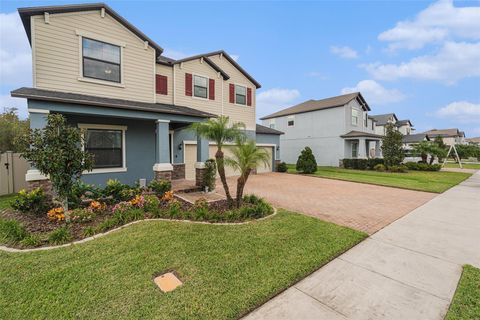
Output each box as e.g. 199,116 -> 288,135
0,152 -> 28,195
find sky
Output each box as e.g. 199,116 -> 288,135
1,0 -> 479,137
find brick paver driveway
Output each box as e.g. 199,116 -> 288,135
218,172 -> 436,234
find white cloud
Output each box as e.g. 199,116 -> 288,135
0,12 -> 32,86
306,71 -> 327,80
0,95 -> 28,119
257,88 -> 300,118
379,0 -> 480,50
341,80 -> 405,106
435,101 -> 480,123
363,41 -> 480,84
330,46 -> 358,59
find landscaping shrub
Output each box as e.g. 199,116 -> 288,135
20,234 -> 42,247
69,208 -> 96,223
103,179 -> 133,201
296,147 -> 317,174
48,226 -> 72,245
404,162 -> 441,171
148,179 -> 172,197
83,227 -> 95,237
167,199 -> 182,218
69,181 -> 103,207
192,199 -> 209,220
0,219 -> 27,244
202,159 -> 217,192
367,158 -> 384,169
342,158 -> 384,170
277,162 -> 288,172
382,123 -> 405,167
47,207 -> 65,222
11,188 -> 50,216
143,195 -> 160,213
388,165 -> 407,173
374,164 -> 386,172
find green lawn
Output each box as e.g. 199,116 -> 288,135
0,210 -> 366,319
287,165 -> 471,193
0,194 -> 15,211
446,265 -> 480,320
444,162 -> 480,170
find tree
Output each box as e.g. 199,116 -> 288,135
381,123 -> 404,167
296,147 -> 317,174
433,136 -> 447,162
225,138 -> 270,208
190,116 -> 245,207
0,108 -> 29,153
412,141 -> 447,164
412,141 -> 431,163
17,114 -> 93,215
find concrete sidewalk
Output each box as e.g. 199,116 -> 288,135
244,172 -> 480,320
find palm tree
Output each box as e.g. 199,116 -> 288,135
225,138 -> 270,208
412,141 -> 431,163
190,116 -> 245,206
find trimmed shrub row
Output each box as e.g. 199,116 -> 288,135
404,162 -> 441,171
342,158 -> 384,170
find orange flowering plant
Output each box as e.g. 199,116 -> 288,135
47,207 -> 65,222
162,191 -> 174,202
88,200 -> 106,212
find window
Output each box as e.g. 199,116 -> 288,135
364,113 -> 368,127
351,109 -> 359,126
194,75 -> 208,99
82,38 -> 121,83
287,117 -> 295,127
235,85 -> 247,105
85,129 -> 123,169
351,142 -> 358,158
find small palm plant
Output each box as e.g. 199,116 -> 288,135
190,116 -> 245,206
225,138 -> 270,208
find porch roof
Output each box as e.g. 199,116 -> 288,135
340,130 -> 383,139
11,87 -> 215,119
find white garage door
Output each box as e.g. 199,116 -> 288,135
184,144 -> 273,180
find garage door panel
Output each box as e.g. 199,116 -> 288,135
257,147 -> 273,173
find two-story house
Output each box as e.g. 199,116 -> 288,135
11,3 -> 282,189
370,113 -> 414,136
260,92 -> 383,166
421,129 -> 466,146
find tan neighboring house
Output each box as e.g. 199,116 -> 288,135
421,129 -> 466,146
11,3 -> 282,188
466,137 -> 480,146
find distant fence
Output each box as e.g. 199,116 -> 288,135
0,152 -> 28,196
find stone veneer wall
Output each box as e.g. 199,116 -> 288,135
172,164 -> 185,180
27,179 -> 53,195
155,170 -> 172,181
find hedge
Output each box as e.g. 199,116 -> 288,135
342,158 -> 384,170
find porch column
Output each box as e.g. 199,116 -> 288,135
375,140 -> 382,158
153,119 -> 173,180
195,135 -> 209,187
25,110 -> 52,193
358,138 -> 367,159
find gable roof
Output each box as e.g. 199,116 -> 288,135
157,50 -> 261,88
395,119 -> 413,127
255,124 -> 283,135
423,128 -> 463,138
370,113 -> 398,126
11,87 -> 214,118
172,56 -> 230,80
260,92 -> 369,120
18,3 -> 164,57
403,133 -> 430,144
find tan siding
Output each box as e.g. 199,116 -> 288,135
173,59 -> 223,115
155,64 -> 174,104
33,11 -> 155,102
208,54 -> 257,130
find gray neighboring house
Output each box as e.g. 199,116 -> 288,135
370,113 -> 414,136
402,133 -> 431,162
260,92 -> 383,166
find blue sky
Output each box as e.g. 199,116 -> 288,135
1,0 -> 479,136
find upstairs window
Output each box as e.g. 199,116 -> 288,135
193,75 -> 208,99
287,116 -> 295,127
351,109 -> 359,126
235,85 -> 247,105
82,38 -> 121,83
364,113 -> 368,127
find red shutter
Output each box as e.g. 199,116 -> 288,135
185,73 -> 192,96
156,75 -> 168,95
229,83 -> 235,103
209,78 -> 215,100
247,88 -> 252,106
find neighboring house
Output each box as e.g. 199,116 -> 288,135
421,129 -> 466,146
12,3 -> 282,188
370,113 -> 414,136
260,92 -> 383,166
402,133 -> 430,162
466,137 -> 480,145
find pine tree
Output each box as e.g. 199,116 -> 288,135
381,123 -> 404,167
296,147 -> 317,174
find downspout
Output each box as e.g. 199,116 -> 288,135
173,64 -> 176,105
